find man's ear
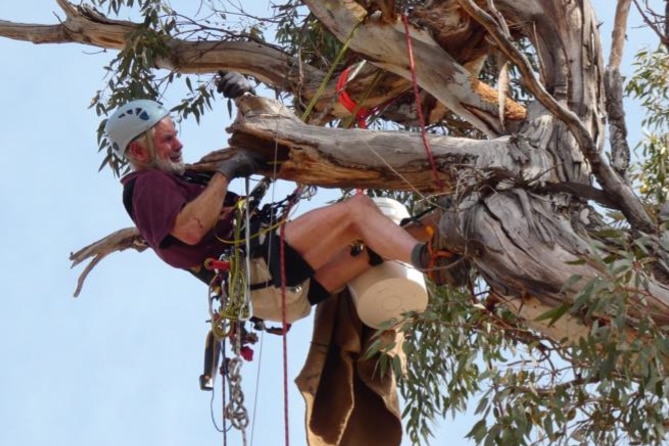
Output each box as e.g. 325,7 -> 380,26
127,140 -> 150,163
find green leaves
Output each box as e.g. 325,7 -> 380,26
386,224 -> 669,446
88,0 -> 268,176
89,1 -> 176,175
80,2 -> 669,445
626,45 -> 669,204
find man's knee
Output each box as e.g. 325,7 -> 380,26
344,193 -> 376,216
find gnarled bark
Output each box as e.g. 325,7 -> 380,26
0,0 -> 524,128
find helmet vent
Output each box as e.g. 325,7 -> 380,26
118,108 -> 150,121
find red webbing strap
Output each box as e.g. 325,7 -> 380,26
336,65 -> 371,128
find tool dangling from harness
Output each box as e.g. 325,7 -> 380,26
203,177 -> 311,337
198,176 -> 274,380
199,179 -> 318,389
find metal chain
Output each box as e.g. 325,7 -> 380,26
225,356 -> 249,445
205,259 -> 250,445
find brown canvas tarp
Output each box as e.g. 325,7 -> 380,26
296,291 -> 404,446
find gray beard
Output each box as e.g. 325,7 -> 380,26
153,157 -> 186,175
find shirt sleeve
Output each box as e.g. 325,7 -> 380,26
131,170 -> 187,249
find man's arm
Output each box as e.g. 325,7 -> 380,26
171,149 -> 264,245
173,72 -> 260,245
171,172 -> 230,245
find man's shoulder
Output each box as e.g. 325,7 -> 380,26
121,169 -> 178,187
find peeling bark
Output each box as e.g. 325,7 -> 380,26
220,90 -> 669,348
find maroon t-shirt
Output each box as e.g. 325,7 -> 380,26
121,169 -> 236,269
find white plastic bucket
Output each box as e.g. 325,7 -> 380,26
348,197 -> 428,329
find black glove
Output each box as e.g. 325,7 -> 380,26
216,71 -> 256,99
217,149 -> 264,181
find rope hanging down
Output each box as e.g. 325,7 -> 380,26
276,188 -> 306,446
402,12 -> 444,192
199,178 -> 277,446
200,176 -> 316,446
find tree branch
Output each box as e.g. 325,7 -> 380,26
69,227 -> 147,297
302,0 -> 526,137
185,95 -> 546,194
606,0 -> 633,179
461,0 -> 655,235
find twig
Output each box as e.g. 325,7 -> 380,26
69,227 -> 147,297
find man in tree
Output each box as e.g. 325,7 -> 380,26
105,72 -> 459,324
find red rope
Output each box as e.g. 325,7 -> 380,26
278,222 -> 290,446
276,183 -> 310,446
402,13 -> 444,191
336,64 -> 411,132
277,185 -> 307,446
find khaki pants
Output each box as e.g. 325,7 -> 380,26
248,257 -> 312,323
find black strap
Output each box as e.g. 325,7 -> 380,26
250,280 -> 273,290
181,170 -> 214,185
189,265 -> 217,285
122,178 -> 137,221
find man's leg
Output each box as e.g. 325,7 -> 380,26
308,215 -> 436,294
310,246 -> 373,293
282,193 -> 424,271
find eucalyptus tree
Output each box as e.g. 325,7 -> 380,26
2,0 -> 669,444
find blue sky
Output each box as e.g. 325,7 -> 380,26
0,1 -> 655,445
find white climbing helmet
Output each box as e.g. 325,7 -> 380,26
105,99 -> 170,158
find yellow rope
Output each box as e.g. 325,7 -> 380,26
225,203 -> 252,321
300,22 -> 362,122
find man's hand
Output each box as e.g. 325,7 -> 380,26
216,71 -> 256,99
217,149 -> 265,181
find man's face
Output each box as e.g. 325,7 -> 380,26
150,117 -> 184,174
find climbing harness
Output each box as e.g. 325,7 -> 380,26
198,177 -> 318,445
197,178 -> 268,446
